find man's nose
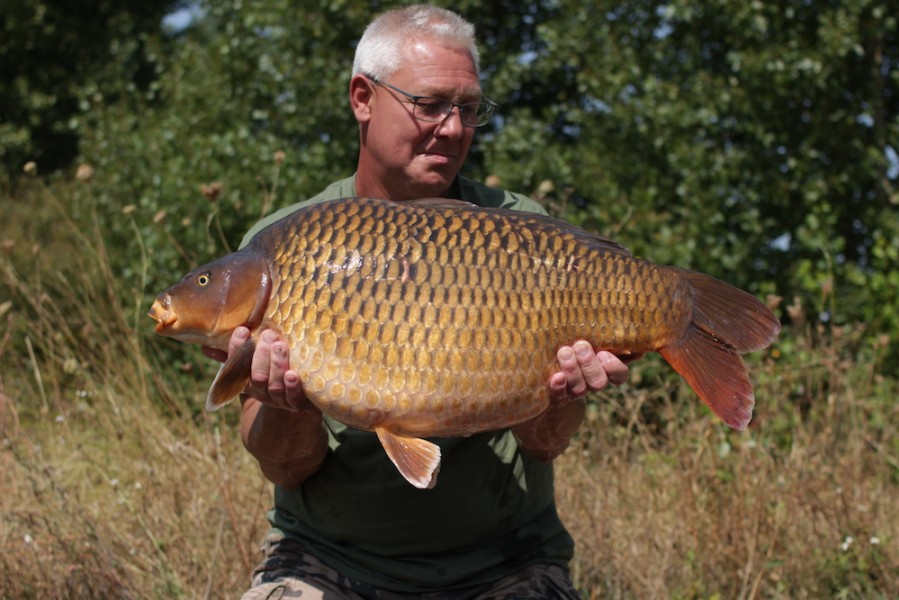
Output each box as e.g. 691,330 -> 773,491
433,106 -> 466,137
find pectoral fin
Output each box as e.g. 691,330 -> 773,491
206,337 -> 256,411
375,427 -> 441,489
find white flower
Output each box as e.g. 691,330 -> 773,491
76,163 -> 95,182
840,536 -> 854,552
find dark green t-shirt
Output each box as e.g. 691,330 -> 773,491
248,175 -> 575,592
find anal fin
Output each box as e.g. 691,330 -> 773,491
375,427 -> 441,489
206,337 -> 256,411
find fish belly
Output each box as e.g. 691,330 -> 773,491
259,198 -> 690,437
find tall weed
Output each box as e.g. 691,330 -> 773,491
1,179 -> 270,598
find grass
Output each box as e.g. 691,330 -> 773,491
1,175 -> 897,598
559,355 -> 899,598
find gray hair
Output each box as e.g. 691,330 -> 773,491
352,5 -> 480,80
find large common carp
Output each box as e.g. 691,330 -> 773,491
149,197 -> 780,488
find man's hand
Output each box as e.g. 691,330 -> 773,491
549,341 -> 631,404
514,341 -> 638,461
205,327 -> 327,488
203,326 -> 311,411
230,326 -> 310,411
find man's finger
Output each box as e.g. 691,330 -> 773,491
266,339 -> 290,404
555,346 -> 587,398
282,370 -> 307,411
598,350 -> 629,386
548,371 -> 571,404
572,340 -> 609,392
250,330 -> 277,390
229,326 -> 251,356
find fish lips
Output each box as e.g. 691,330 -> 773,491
148,296 -> 177,332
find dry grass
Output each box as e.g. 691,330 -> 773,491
1,181 -> 271,597
557,324 -> 899,598
559,388 -> 899,598
1,179 -> 897,598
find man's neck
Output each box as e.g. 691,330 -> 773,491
353,168 -> 458,202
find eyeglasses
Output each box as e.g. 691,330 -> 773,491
366,75 -> 497,128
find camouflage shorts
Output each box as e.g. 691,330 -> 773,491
240,532 -> 581,600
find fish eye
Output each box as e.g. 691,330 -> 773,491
196,273 -> 211,287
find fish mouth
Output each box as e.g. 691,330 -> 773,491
148,297 -> 176,332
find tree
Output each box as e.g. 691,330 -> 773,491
0,0 -> 176,176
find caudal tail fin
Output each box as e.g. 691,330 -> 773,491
659,270 -> 781,429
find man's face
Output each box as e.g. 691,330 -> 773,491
359,38 -> 482,200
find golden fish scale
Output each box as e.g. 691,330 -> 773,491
253,199 -> 690,437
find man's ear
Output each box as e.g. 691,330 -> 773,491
350,75 -> 374,123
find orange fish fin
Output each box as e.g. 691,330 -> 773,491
682,270 -> 782,352
375,426 -> 441,489
659,326 -> 754,430
205,337 -> 256,411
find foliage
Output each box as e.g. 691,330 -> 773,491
0,0 -> 176,175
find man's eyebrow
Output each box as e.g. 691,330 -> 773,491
423,86 -> 483,102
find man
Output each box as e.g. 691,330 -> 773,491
223,6 -> 632,599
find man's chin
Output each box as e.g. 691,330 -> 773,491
408,170 -> 457,197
